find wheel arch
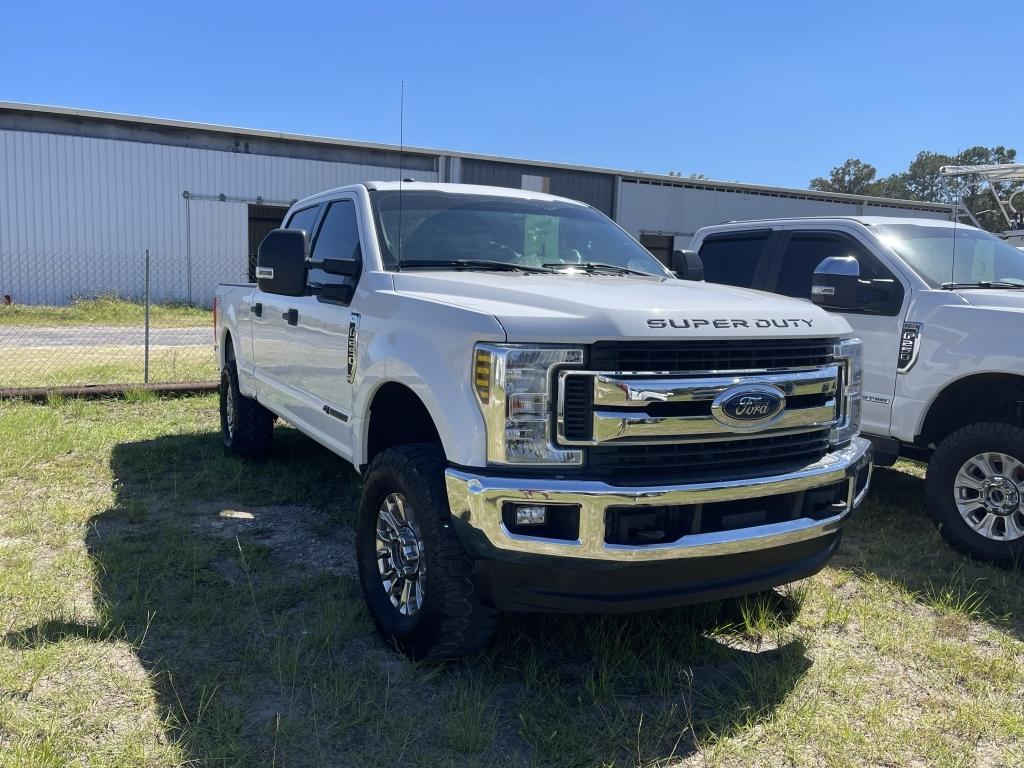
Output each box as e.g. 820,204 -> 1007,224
220,329 -> 235,366
361,381 -> 444,470
918,372 -> 1024,448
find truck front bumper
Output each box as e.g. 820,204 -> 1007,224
444,437 -> 872,612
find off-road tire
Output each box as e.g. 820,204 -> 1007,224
925,421 -> 1024,568
219,360 -> 274,460
356,443 -> 499,659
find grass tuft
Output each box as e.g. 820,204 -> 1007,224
1,399 -> 1022,766
0,295 -> 211,327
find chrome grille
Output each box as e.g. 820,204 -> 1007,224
559,366 -> 839,446
557,339 -> 842,478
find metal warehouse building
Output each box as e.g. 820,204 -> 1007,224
0,102 -> 951,306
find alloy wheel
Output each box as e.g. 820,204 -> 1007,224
375,492 -> 426,615
953,451 -> 1024,541
224,383 -> 236,440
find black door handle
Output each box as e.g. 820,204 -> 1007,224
250,302 -> 262,317
282,308 -> 298,326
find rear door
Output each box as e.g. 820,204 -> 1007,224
764,228 -> 907,437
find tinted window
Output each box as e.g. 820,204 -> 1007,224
698,233 -> 768,288
286,205 -> 320,234
776,233 -> 886,299
776,232 -> 901,314
311,200 -> 361,262
305,200 -> 362,293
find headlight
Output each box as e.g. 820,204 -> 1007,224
832,337 -> 863,446
473,344 -> 584,465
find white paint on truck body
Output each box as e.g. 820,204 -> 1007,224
690,216 -> 1024,446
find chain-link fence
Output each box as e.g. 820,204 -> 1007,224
0,249 -> 249,391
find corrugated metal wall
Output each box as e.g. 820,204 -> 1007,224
460,158 -> 615,215
0,129 -> 438,305
615,179 -> 951,241
0,120 -> 954,307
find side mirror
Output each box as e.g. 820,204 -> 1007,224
256,229 -> 309,296
811,256 -> 859,310
670,249 -> 704,281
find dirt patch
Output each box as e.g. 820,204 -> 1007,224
190,501 -> 357,578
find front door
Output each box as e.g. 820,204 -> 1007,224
277,197 -> 364,459
250,203 -> 323,425
766,230 -> 907,438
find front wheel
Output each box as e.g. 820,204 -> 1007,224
356,443 -> 499,659
925,421 -> 1024,568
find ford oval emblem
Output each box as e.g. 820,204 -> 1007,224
711,384 -> 786,431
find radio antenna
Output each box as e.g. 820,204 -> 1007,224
398,80 -> 405,265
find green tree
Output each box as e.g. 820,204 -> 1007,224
880,151 -> 950,202
809,158 -> 879,195
877,146 -> 1018,231
810,146 -> 1019,232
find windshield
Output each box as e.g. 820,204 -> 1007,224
369,190 -> 671,277
874,224 -> 1024,288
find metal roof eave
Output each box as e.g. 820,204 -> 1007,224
0,100 -> 951,211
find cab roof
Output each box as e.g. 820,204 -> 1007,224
715,215 -> 964,229
293,181 -> 590,210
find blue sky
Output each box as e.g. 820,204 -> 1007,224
2,1 -> 1019,189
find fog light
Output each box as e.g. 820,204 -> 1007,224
513,505 -> 547,526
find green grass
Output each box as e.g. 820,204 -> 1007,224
0,296 -> 210,328
1,346 -> 218,387
1,395 -> 1023,766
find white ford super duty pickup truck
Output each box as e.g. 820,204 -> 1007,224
214,182 -> 871,659
690,216 -> 1024,567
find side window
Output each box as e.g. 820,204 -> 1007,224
307,200 -> 363,303
775,235 -> 853,299
775,232 -> 901,314
697,232 -> 770,288
286,205 -> 320,235
311,200 -> 361,263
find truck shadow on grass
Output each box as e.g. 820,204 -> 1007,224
834,464 -> 1024,642
60,428 -> 812,767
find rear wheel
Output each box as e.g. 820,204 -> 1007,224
219,360 -> 274,460
356,443 -> 498,659
925,421 -> 1024,568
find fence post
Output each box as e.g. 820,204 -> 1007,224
184,193 -> 193,307
144,248 -> 151,384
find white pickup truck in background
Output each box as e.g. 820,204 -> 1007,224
215,182 -> 871,659
690,217 -> 1024,567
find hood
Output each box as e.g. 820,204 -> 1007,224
955,289 -> 1024,314
392,271 -> 851,342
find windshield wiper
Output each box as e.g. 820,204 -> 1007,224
941,281 -> 1024,290
400,259 -> 555,273
542,261 -> 653,276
